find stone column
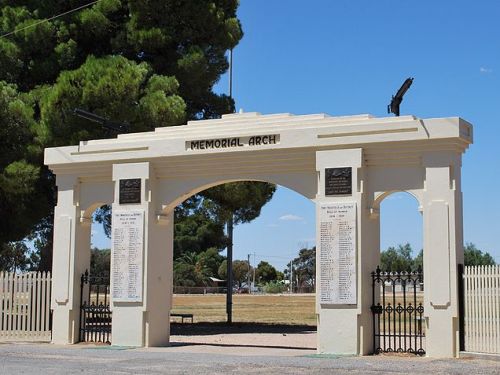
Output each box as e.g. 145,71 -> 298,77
315,149 -> 378,355
422,152 -> 463,358
51,175 -> 91,344
111,162 -> 172,347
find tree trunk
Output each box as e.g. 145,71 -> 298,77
226,215 -> 233,324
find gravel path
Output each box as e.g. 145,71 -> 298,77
0,341 -> 498,375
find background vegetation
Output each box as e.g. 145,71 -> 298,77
0,0 -> 276,274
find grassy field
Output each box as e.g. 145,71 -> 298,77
171,292 -> 424,331
172,294 -> 317,326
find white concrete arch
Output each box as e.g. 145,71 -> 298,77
157,172 -> 316,216
45,112 -> 472,357
371,190 -> 423,218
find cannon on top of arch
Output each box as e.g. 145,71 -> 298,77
44,111 -> 472,358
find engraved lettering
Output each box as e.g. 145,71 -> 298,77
187,134 -> 279,151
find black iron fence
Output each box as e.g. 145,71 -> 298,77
79,270 -> 111,344
371,266 -> 425,355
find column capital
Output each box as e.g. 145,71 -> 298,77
112,162 -> 152,181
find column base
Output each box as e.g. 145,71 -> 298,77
51,307 -> 79,344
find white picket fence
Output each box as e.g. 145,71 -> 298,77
463,265 -> 500,354
0,271 -> 52,342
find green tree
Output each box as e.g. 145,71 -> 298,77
197,247 -> 225,279
0,241 -> 36,272
203,182 -> 275,280
173,249 -> 226,287
0,0 -> 242,118
0,81 -> 50,246
256,261 -> 278,284
174,251 -> 205,287
464,243 -> 496,266
218,259 -> 251,287
231,259 -> 250,287
218,259 -> 228,280
173,196 -> 228,259
0,0 -> 243,268
380,243 -> 414,272
285,247 -> 316,290
90,247 -> 110,275
263,281 -> 286,294
413,249 -> 423,270
173,262 -> 198,287
40,55 -> 186,147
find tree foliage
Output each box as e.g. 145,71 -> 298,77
0,81 -> 50,245
380,243 -> 415,272
203,182 -> 276,225
285,247 -> 316,289
218,259 -> 251,287
0,241 -> 38,272
90,247 -> 110,275
173,196 -> 228,259
379,242 -> 496,271
0,0 -> 242,118
464,243 -> 496,266
173,248 -> 226,287
0,0 -> 244,268
40,55 -> 186,146
255,261 -> 278,284
263,280 -> 286,294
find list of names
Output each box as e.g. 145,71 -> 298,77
319,202 -> 357,304
111,210 -> 144,302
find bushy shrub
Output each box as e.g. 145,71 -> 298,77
263,281 -> 285,294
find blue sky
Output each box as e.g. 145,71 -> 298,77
94,0 -> 500,270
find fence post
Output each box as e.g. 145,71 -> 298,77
457,264 -> 465,352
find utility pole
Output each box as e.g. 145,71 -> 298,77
225,49 -> 234,324
226,217 -> 233,324
289,260 -> 293,294
247,253 -> 251,294
252,252 -> 256,289
229,49 -> 233,100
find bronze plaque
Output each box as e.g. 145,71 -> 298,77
119,179 -> 141,204
325,167 -> 352,196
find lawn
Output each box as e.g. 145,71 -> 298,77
172,293 -> 317,326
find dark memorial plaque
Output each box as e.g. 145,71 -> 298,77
325,167 -> 352,196
119,179 -> 141,204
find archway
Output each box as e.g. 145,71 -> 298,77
374,191 -> 425,354
45,112 -> 472,357
168,182 -> 316,349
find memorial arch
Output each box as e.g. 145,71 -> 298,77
44,112 -> 472,357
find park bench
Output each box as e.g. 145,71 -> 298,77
170,313 -> 193,323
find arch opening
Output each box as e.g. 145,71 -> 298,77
373,190 -> 425,354
379,191 -> 423,267
168,181 -> 317,349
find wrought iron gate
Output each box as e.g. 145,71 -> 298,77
79,270 -> 111,344
371,266 -> 425,355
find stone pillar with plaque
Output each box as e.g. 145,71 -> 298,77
315,149 -> 378,356
111,162 -> 172,347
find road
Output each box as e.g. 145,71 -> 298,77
0,342 -> 498,374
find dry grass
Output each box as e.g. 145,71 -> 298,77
172,293 -> 316,326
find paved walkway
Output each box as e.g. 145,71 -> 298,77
0,342 -> 498,374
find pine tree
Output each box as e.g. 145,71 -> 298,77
0,0 -> 243,268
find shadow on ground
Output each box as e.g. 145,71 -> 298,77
170,322 -> 316,336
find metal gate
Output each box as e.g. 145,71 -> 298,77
79,270 -> 111,344
371,266 -> 425,355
